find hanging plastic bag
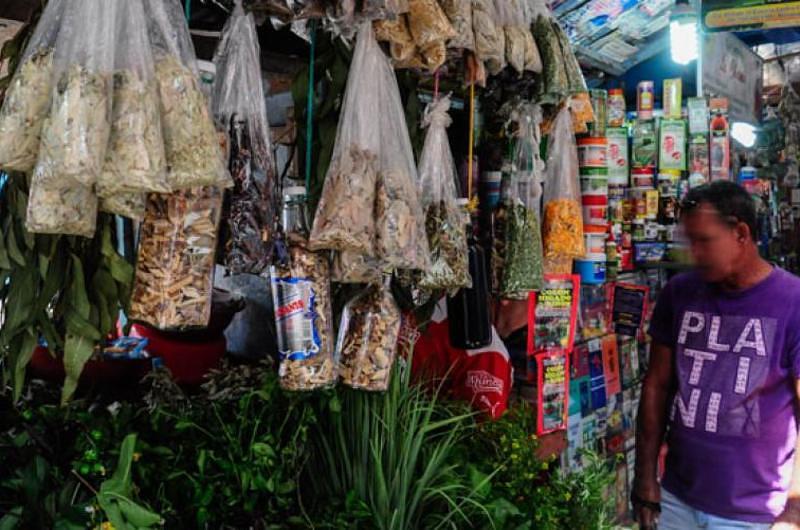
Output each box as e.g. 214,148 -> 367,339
309,26 -> 381,254
542,106 -> 584,272
532,5 -> 569,104
336,283 -> 401,391
472,0 -> 505,75
439,0 -> 475,50
416,96 -> 471,292
145,0 -> 231,190
213,2 -> 278,275
26,174 -> 97,237
129,187 -> 223,330
374,16 -> 416,64
98,0 -> 169,201
501,103 -> 544,298
100,192 -> 147,221
504,0 -> 527,75
0,0 -> 66,173
37,0 -> 116,187
407,0 -> 456,50
362,0 -> 410,20
332,251 -> 383,285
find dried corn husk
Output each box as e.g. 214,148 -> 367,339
155,56 -> 231,190
129,187 -> 223,330
337,285 -> 401,391
0,50 -> 55,172
271,236 -> 336,391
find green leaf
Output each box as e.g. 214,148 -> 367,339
1,267 -> 35,336
6,227 -> 25,267
63,309 -> 101,342
61,333 -> 95,404
0,229 -> 11,269
100,223 -> 133,286
67,254 -> 91,319
13,330 -> 37,401
0,506 -> 22,530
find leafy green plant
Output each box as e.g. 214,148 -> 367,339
305,356 -> 494,530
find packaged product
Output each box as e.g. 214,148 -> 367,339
213,1 -> 278,274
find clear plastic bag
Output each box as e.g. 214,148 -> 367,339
98,0 -> 169,199
213,2 -> 278,275
145,0 -> 231,190
309,26 -> 381,254
129,187 -> 223,330
271,236 -> 336,391
332,251 -> 383,285
362,0 -> 410,19
542,107 -> 584,265
417,96 -> 470,292
100,192 -> 147,221
26,170 -> 97,237
37,0 -> 117,187
336,283 -> 401,391
439,0 -> 475,50
375,16 -> 416,63
472,0 -> 505,75
501,102 -> 544,298
407,0 -> 456,50
0,0 -> 65,173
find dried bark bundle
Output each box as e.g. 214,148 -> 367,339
129,187 -> 223,330
0,50 -> 55,172
337,286 -> 401,391
271,240 -> 336,391
98,70 -> 169,197
155,56 -> 231,190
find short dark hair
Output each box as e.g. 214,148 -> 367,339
680,181 -> 758,241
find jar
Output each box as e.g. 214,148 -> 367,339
637,81 -> 654,120
608,89 -> 626,127
578,137 -> 609,169
632,167 -> 655,189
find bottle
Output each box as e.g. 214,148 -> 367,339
605,233 -> 619,281
448,202 -> 492,350
270,187 -> 335,391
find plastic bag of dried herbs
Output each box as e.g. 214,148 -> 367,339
129,187 -> 224,330
98,0 -> 169,209
416,96 -> 470,292
542,106 -> 584,271
0,0 -> 66,173
407,0 -> 456,50
309,24 -> 381,255
336,282 -> 401,392
145,0 -> 232,190
531,0 -> 569,105
500,102 -> 544,298
439,0 -> 474,50
36,0 -> 117,188
212,1 -> 278,275
472,0 -> 505,75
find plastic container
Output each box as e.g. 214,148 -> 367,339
581,195 -> 608,226
574,253 -> 607,285
608,89 -> 626,127
577,137 -> 608,168
584,227 -> 607,254
739,166 -> 757,182
580,170 -> 609,196
632,167 -> 655,188
637,81 -> 654,120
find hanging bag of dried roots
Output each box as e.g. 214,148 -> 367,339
98,0 -> 169,220
26,0 -> 117,237
500,102 -> 544,298
309,23 -> 382,257
439,0 -> 475,50
129,187 -> 224,330
542,106 -> 584,273
472,0 -> 505,75
212,1 -> 277,274
144,0 -> 231,190
417,95 -> 470,292
336,280 -> 401,391
0,0 -> 66,173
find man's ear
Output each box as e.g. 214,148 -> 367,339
736,222 -> 752,243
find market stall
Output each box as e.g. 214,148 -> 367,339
1,0 -> 799,527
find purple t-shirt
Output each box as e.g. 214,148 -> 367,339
649,268 -> 800,523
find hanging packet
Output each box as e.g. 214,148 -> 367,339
0,0 -> 66,173
542,107 -> 584,272
440,0 -> 475,50
472,0 -> 505,75
417,96 -> 471,292
99,0 -> 169,217
145,0 -> 231,190
501,103 -> 544,298
129,187 -> 223,330
336,283 -> 401,391
213,2 -> 278,274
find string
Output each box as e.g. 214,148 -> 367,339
304,21 -> 318,196
467,75 -> 475,203
433,69 -> 440,100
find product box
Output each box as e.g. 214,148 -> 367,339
607,127 -> 629,186
618,336 -> 639,387
602,335 -> 622,397
659,119 -> 687,171
588,339 -> 608,410
663,78 -> 682,119
689,135 -> 710,181
688,97 -> 708,135
581,412 -> 598,453
566,413 -> 584,471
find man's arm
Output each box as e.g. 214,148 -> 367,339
633,341 -> 674,528
772,380 -> 800,529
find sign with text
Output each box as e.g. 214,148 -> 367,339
702,0 -> 800,32
702,33 -> 763,125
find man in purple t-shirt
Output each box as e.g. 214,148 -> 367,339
634,181 -> 800,530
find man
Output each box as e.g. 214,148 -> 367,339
634,181 -> 800,530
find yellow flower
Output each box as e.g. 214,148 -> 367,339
101,523 -> 115,530
133,452 -> 142,462
565,492 -> 572,501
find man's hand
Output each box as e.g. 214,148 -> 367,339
773,498 -> 800,529
633,478 -> 661,529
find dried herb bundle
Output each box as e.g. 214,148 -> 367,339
419,201 -> 471,292
500,203 -> 543,298
129,187 -> 223,330
337,286 -> 400,391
